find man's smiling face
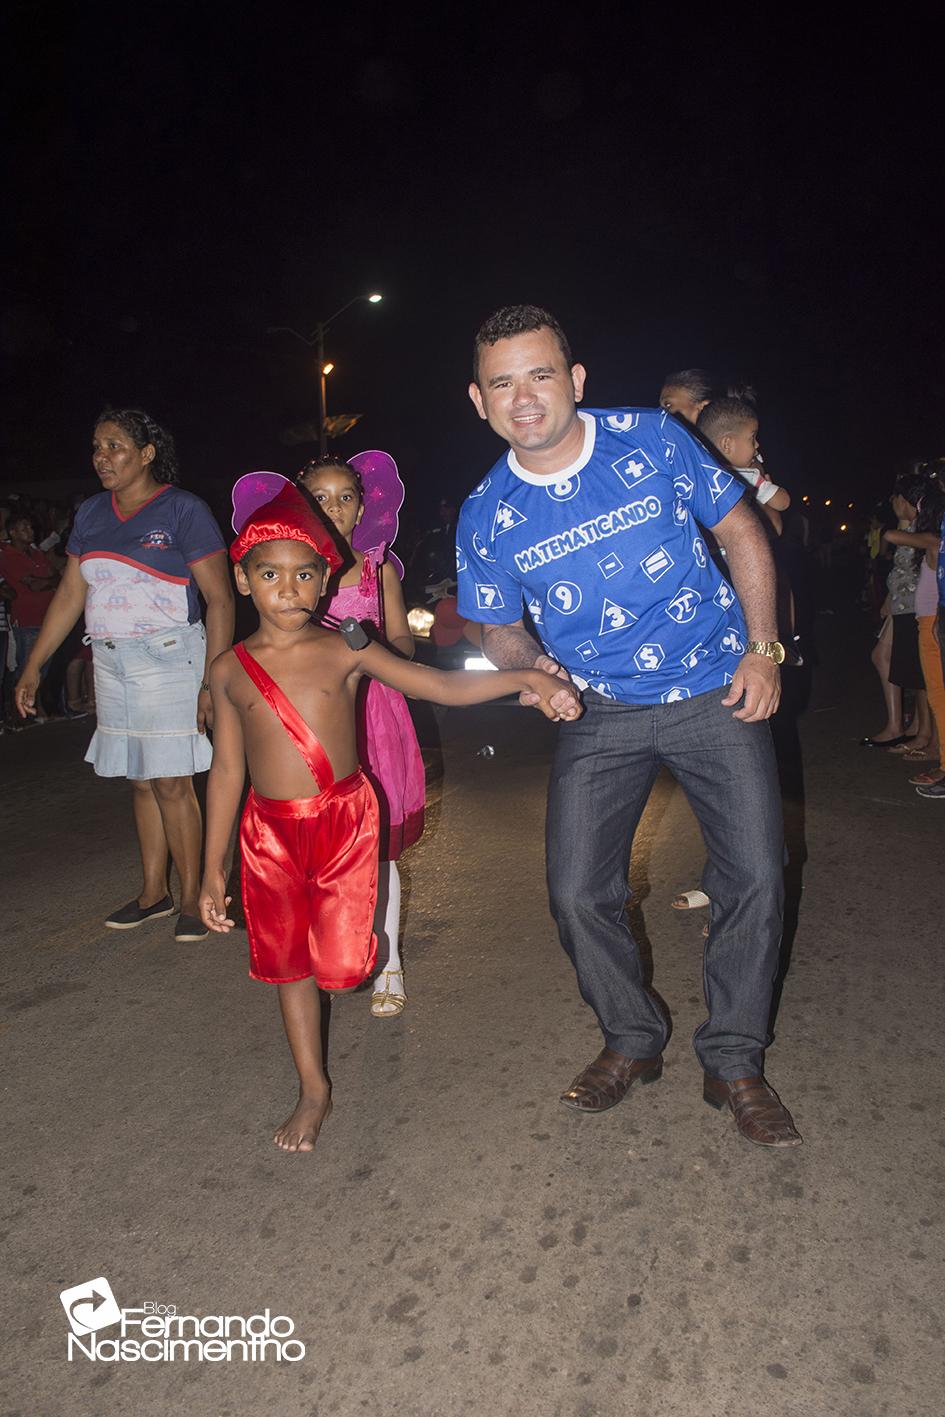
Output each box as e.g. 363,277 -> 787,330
469,327 -> 586,459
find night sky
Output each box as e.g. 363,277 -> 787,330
6,6 -> 943,526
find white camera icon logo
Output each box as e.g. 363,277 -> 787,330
60,1277 -> 121,1336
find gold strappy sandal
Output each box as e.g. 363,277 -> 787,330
370,970 -> 407,1018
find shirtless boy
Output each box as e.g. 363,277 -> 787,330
199,479 -> 581,1155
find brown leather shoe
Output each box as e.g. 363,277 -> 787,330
560,1047 -> 663,1112
703,1074 -> 802,1148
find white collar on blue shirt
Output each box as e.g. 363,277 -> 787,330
507,410 -> 597,486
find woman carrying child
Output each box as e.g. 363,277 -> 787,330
298,452 -> 425,1018
665,389 -> 792,918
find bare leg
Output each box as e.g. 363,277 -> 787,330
274,978 -> 332,1153
371,861 -> 407,1016
66,660 -> 84,710
912,689 -> 932,747
869,619 -> 904,740
130,779 -> 170,908
150,776 -> 203,917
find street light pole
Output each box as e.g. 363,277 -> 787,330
316,322 -> 327,456
267,293 -> 382,457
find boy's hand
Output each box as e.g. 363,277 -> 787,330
521,669 -> 583,722
199,872 -> 234,933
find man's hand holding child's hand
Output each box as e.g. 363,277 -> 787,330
522,660 -> 583,722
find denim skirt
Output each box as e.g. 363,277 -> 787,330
85,622 -> 213,780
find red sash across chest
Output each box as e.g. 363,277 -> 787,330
233,642 -> 335,792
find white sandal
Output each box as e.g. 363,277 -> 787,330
671,889 -> 711,910
370,970 -> 407,1018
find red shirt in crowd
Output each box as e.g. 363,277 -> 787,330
0,543 -> 56,627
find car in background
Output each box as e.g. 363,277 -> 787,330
407,577 -> 492,671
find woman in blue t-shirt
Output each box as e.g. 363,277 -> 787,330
15,409 -> 234,942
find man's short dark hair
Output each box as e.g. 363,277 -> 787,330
473,305 -> 573,383
696,397 -> 758,444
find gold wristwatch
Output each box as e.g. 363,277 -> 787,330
745,640 -> 785,664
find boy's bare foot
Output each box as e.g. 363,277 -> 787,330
273,1091 -> 332,1153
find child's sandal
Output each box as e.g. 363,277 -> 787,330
672,889 -> 710,910
370,970 -> 407,1018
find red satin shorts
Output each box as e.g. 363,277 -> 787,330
240,769 -> 379,989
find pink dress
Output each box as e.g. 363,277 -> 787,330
326,548 -> 425,860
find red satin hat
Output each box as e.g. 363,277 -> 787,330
230,480 -> 343,573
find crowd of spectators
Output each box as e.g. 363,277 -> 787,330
4,417 -> 942,790
0,494 -> 94,730
859,460 -> 945,797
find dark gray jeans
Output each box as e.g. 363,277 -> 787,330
546,687 -> 784,1080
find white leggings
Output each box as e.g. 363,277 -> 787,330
373,861 -> 402,974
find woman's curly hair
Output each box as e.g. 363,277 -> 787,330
94,408 -> 179,485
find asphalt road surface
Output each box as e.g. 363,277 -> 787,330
2,612 -> 942,1417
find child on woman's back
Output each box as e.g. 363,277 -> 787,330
697,397 -> 790,532
199,479 -> 581,1155
672,396 -> 792,918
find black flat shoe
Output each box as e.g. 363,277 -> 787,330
859,734 -> 912,748
174,913 -> 209,942
105,895 -> 175,929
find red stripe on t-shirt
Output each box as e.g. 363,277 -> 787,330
186,548 -> 228,567
79,551 -> 190,586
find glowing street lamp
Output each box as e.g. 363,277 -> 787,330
267,292 -> 384,454
319,362 -> 335,436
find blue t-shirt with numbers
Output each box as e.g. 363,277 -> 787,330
456,408 -> 749,706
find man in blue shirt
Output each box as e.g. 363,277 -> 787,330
458,305 -> 800,1148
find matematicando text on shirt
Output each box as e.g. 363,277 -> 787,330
456,409 -> 749,706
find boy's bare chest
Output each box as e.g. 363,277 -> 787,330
237,636 -> 358,726
237,666 -> 353,732
232,649 -> 360,792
